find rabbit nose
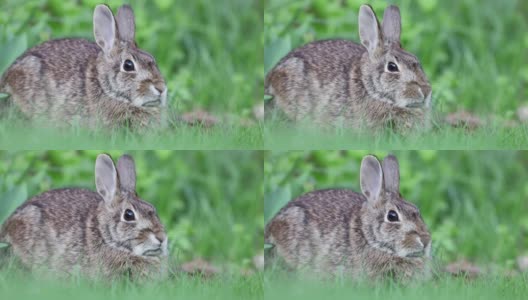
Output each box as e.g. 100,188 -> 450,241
420,84 -> 432,100
154,82 -> 166,95
155,233 -> 166,244
419,234 -> 431,248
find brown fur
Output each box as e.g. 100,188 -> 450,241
0,154 -> 168,281
265,155 -> 432,281
0,5 -> 167,129
265,5 -> 432,131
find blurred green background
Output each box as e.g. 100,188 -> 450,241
265,151 -> 528,268
0,0 -> 262,118
0,150 -> 264,270
264,0 -> 528,119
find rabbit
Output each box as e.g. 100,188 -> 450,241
0,153 -> 169,281
265,5 -> 432,131
265,154 -> 432,281
0,4 -> 167,129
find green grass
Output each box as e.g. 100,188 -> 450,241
264,0 -> 528,147
265,151 -> 528,267
264,124 -> 528,150
0,266 -> 263,300
0,0 -> 262,149
264,273 -> 528,300
0,120 -> 263,150
1,151 -> 264,269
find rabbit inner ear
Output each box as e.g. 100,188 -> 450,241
382,5 -> 402,47
116,154 -> 137,192
358,5 -> 382,54
93,4 -> 117,54
95,154 -> 118,204
360,155 -> 383,202
381,155 -> 400,193
116,5 -> 136,43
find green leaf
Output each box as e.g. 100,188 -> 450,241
0,33 -> 27,75
264,243 -> 274,250
0,93 -> 9,101
264,36 -> 291,74
0,184 -> 28,224
264,185 -> 291,225
0,242 -> 8,249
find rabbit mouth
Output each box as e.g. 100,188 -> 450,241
143,248 -> 163,257
405,101 -> 425,109
142,99 -> 162,107
405,250 -> 425,258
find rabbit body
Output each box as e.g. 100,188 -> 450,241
265,155 -> 431,281
265,5 -> 431,130
0,5 -> 167,129
0,154 -> 168,281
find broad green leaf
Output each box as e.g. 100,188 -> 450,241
0,33 -> 27,74
264,185 -> 291,225
264,36 -> 291,74
0,184 -> 28,224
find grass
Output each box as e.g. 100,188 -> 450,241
0,0 -> 263,149
263,0 -> 528,148
0,264 -> 263,300
264,273 -> 528,300
0,121 -> 263,150
263,124 -> 528,150
0,151 -> 264,271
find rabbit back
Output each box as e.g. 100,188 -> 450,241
266,40 -> 366,126
265,188 -> 365,274
1,39 -> 97,121
0,188 -> 101,272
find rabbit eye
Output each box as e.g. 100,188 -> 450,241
387,210 -> 399,222
123,59 -> 135,72
387,62 -> 399,72
123,209 -> 136,221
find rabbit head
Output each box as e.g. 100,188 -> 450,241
93,5 -> 167,108
359,154 -> 431,259
359,5 -> 431,110
94,154 -> 168,258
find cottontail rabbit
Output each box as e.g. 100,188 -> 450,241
0,154 -> 168,281
0,4 -> 167,129
265,154 -> 431,281
265,5 -> 432,131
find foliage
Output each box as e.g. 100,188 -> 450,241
0,0 -> 262,114
0,150 -> 264,269
264,0 -> 528,116
265,151 -> 528,266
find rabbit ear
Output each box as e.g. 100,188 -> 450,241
360,155 -> 383,202
382,5 -> 401,46
116,4 -> 136,42
93,4 -> 117,54
116,154 -> 136,192
95,154 -> 118,204
381,154 -> 400,193
358,4 -> 382,54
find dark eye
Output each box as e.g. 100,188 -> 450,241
387,210 -> 399,222
123,59 -> 135,72
124,209 -> 135,221
387,62 -> 399,72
